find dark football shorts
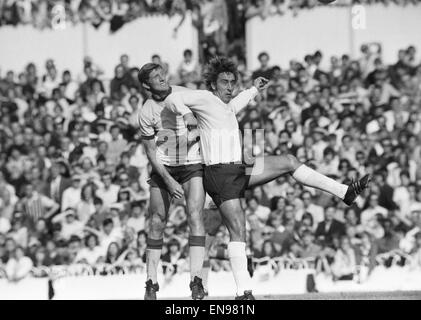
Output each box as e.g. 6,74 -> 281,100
203,163 -> 252,207
149,163 -> 204,191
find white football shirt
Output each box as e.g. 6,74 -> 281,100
164,87 -> 258,165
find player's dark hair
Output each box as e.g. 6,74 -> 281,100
204,56 -> 238,91
138,63 -> 162,85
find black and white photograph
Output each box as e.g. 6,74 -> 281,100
0,0 -> 421,303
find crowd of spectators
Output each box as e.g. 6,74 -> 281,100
1,41 -> 421,283
2,0 -> 421,30
244,0 -> 421,19
2,0 -> 421,62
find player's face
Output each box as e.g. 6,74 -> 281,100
214,72 -> 236,104
147,68 -> 170,92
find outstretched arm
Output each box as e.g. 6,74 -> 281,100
229,77 -> 269,114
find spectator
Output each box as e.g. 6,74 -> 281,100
177,49 -> 201,85
315,206 -> 346,247
76,183 -> 96,224
52,208 -> 84,241
376,218 -> 400,255
360,193 -> 388,231
85,218 -> 123,255
5,246 -> 33,282
331,236 -> 357,281
246,196 -> 271,226
295,190 -> 324,227
61,174 -> 82,212
126,201 -> 146,233
106,125 -> 128,165
45,162 -> 72,206
162,238 -> 186,275
96,172 -> 120,209
252,52 -> 273,80
22,184 -> 59,226
32,246 -> 51,269
408,232 -> 421,268
294,230 -> 322,264
8,212 -> 28,248
75,233 -> 103,266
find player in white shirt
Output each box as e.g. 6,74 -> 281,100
137,63 -> 207,300
164,57 -> 371,300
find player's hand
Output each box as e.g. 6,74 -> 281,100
183,113 -> 198,128
253,77 -> 269,91
166,178 -> 184,199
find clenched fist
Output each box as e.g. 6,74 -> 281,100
253,77 -> 269,91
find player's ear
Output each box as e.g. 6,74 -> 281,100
142,83 -> 150,91
210,82 -> 216,91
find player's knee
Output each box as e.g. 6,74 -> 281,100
189,216 -> 205,235
149,213 -> 166,235
226,218 -> 246,242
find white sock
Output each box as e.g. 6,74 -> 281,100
228,241 -> 252,295
202,235 -> 215,292
146,249 -> 161,283
292,164 -> 348,199
190,246 -> 206,280
202,263 -> 210,292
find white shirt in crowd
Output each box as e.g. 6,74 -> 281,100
253,205 -> 271,224
75,247 -> 104,266
52,211 -> 85,240
9,227 -> 28,248
393,186 -> 411,218
50,176 -> 62,201
5,256 -> 33,280
127,216 -> 146,233
61,220 -> 85,240
0,216 -> 11,234
61,187 -> 82,210
100,228 -> 124,255
96,184 -> 120,208
295,204 -> 325,227
165,87 -> 258,165
360,206 -> 388,228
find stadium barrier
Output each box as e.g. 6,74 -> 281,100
246,4 -> 421,70
0,13 -> 198,79
1,262 -> 420,299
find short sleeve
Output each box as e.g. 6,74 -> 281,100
138,102 -> 156,139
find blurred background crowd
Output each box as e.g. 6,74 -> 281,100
1,0 -> 420,55
1,1 -> 421,285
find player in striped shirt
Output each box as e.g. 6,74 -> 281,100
164,57 -> 371,300
137,63 -> 207,300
